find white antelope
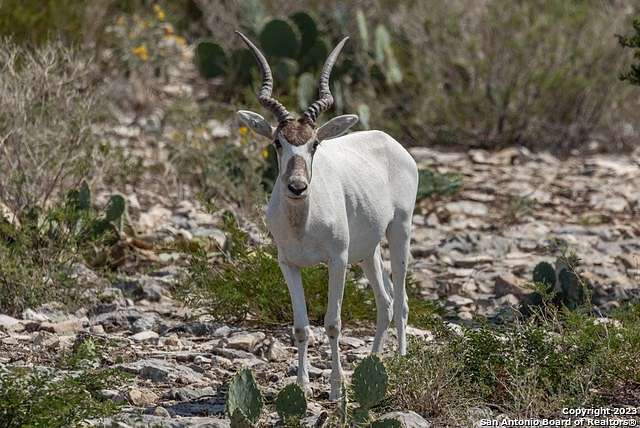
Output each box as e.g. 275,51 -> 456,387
235,32 -> 418,400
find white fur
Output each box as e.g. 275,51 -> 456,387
267,129 -> 418,399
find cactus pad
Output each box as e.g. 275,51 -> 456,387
195,41 -> 227,79
275,383 -> 307,421
105,195 -> 125,222
227,368 -> 262,424
290,12 -> 318,53
532,261 -> 556,292
260,19 -> 299,58
559,268 -> 585,309
353,355 -> 388,410
230,409 -> 255,428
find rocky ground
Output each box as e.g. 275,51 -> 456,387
0,138 -> 638,427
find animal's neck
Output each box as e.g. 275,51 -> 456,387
278,191 -> 311,236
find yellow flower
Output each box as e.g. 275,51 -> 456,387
174,36 -> 187,48
239,126 -> 249,137
261,147 -> 269,159
153,4 -> 166,22
132,45 -> 149,61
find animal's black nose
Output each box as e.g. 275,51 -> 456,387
288,182 -> 308,195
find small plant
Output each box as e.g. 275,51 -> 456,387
525,256 -> 590,314
387,303 -> 640,426
276,383 -> 307,426
618,17 -> 640,86
351,355 -> 389,426
227,368 -> 263,426
417,169 -> 463,200
0,365 -> 124,428
0,182 -> 126,315
227,356 -> 404,427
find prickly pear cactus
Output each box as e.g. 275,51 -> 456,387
259,19 -> 300,58
227,368 -> 262,425
275,383 -> 307,422
195,40 -> 227,79
230,409 -> 255,428
105,195 -> 125,223
353,355 -> 388,410
558,268 -> 585,310
78,181 -> 91,211
290,12 -> 317,53
352,406 -> 371,427
532,261 -> 556,292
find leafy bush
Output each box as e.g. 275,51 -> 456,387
387,304 -> 640,425
176,212 -> 441,326
0,184 -> 126,316
0,40 -> 103,218
417,169 -> 462,200
0,340 -> 125,428
618,16 -> 640,86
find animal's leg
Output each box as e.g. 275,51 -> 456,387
325,253 -> 348,401
279,261 -> 311,394
387,213 -> 411,355
360,246 -> 392,354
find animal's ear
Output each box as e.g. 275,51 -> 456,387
237,110 -> 275,139
316,114 -> 359,141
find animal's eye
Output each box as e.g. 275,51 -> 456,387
311,141 -> 319,152
274,139 -> 282,150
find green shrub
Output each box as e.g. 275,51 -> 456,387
176,212 -> 441,326
417,169 -> 462,200
0,366 -> 123,428
387,303 -> 640,424
0,184 -> 126,316
618,16 -> 640,86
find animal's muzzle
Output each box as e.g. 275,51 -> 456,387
288,181 -> 308,195
285,155 -> 310,197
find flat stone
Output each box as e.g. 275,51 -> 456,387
445,201 -> 489,217
267,339 -> 289,362
494,273 -> 531,298
128,387 -> 159,407
0,314 -> 21,331
452,254 -> 493,268
41,317 -> 86,335
223,331 -> 265,353
447,294 -> 474,306
339,336 -> 366,349
377,411 -> 432,427
131,330 -> 159,342
119,359 -> 204,384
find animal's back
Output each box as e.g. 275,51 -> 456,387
314,130 -> 418,261
319,130 -> 418,211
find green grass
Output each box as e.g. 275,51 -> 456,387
386,303 -> 640,425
